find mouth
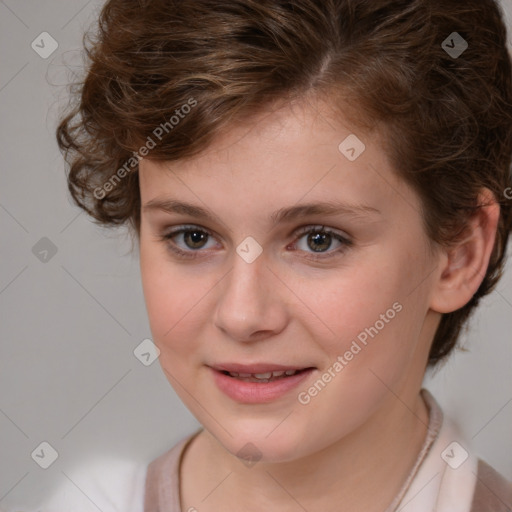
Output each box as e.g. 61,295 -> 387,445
218,368 -> 313,383
209,364 -> 317,403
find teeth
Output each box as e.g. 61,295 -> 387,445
254,372 -> 272,379
226,369 -> 301,380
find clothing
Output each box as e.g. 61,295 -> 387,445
24,389 -> 512,511
144,389 -> 512,511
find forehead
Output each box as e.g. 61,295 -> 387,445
138,98 -> 417,224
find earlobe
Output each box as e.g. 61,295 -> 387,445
430,188 -> 500,314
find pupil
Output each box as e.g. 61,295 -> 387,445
309,232 -> 331,252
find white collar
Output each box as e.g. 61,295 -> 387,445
389,389 -> 477,512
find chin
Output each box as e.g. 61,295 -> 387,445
208,420 -> 307,465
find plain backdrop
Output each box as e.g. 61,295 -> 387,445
1,0 -> 511,508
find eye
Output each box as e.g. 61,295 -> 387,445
159,224 -> 353,261
160,225 -> 218,258
291,225 -> 353,260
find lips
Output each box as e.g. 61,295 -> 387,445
209,364 -> 316,403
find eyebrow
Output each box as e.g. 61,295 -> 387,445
142,198 -> 381,228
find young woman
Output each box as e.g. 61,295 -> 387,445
44,0 -> 512,510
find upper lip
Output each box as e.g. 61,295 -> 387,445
209,363 -> 314,374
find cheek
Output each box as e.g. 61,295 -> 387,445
140,243 -> 209,357
307,249 -> 427,376
291,258 -> 427,433
305,265 -> 400,345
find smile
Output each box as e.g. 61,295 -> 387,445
209,365 -> 316,403
222,368 -> 306,382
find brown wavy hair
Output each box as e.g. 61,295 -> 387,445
56,0 -> 512,366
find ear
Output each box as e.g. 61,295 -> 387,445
429,188 -> 500,314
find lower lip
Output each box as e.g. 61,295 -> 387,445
210,367 -> 315,404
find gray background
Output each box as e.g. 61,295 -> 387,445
1,0 -> 511,508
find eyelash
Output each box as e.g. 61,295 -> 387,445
159,224 -> 353,261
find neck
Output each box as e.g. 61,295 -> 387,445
180,390 -> 430,512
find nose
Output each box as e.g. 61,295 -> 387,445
213,253 -> 288,342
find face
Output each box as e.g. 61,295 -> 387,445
138,98 -> 441,463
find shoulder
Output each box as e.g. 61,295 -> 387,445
469,459 -> 512,512
35,456 -> 147,512
144,429 -> 202,511
33,430 -> 200,512
399,390 -> 511,512
421,390 -> 512,511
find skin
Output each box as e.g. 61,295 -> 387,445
138,97 -> 499,512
